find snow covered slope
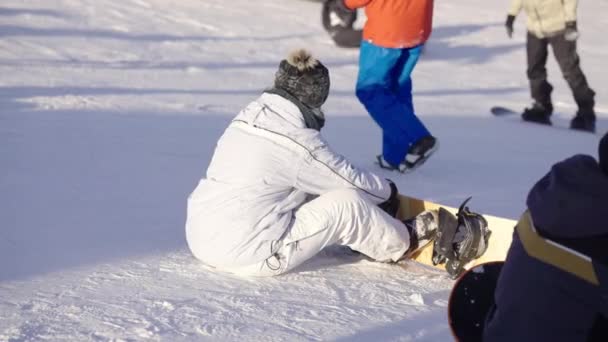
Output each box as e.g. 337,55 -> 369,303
1,0 -> 606,340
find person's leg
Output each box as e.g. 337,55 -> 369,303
526,32 -> 553,109
228,190 -> 449,277
279,189 -> 411,273
356,41 -> 416,166
549,34 -> 596,117
227,189 -> 411,276
379,133 -> 407,169
234,189 -> 410,276
393,45 -> 431,144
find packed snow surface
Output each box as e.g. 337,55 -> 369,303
1,0 -> 606,340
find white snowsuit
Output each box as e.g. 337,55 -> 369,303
186,93 -> 410,276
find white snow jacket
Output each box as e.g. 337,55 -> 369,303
186,93 -> 393,269
508,0 -> 578,38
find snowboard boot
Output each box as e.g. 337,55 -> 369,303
401,210 -> 439,259
521,102 -> 552,125
431,198 -> 491,279
571,94 -> 596,133
570,112 -> 596,133
376,155 -> 407,172
403,136 -> 439,172
376,136 -> 439,173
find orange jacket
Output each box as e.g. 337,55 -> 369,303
344,0 -> 434,48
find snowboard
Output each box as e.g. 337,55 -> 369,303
491,106 -> 598,135
447,261 -> 504,342
397,195 -> 516,272
490,105 -> 521,117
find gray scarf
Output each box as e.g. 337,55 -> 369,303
264,88 -> 325,131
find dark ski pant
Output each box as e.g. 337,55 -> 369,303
526,32 -> 595,113
483,233 -> 608,341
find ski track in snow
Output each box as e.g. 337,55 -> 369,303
1,0 -> 607,340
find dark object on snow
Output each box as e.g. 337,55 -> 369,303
321,0 -> 362,48
448,261 -> 504,342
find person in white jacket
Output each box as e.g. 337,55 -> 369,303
186,49 -> 448,276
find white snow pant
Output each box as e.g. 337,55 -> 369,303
228,189 -> 411,276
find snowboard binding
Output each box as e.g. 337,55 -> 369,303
432,197 -> 491,279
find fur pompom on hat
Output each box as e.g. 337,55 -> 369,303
274,49 -> 330,109
600,132 -> 608,175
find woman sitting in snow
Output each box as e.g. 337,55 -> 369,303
185,49 -> 459,276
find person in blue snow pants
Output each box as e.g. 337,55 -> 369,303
355,41 -> 431,167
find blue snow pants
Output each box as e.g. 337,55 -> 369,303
356,41 -> 431,166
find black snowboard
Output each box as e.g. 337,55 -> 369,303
448,261 -> 504,342
490,106 -> 599,135
490,106 -> 519,116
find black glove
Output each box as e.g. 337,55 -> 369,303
378,180 -> 400,218
505,15 -> 515,38
564,21 -> 579,41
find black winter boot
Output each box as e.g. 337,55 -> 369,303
403,136 -> 439,171
571,90 -> 596,133
570,111 -> 596,133
521,102 -> 552,125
